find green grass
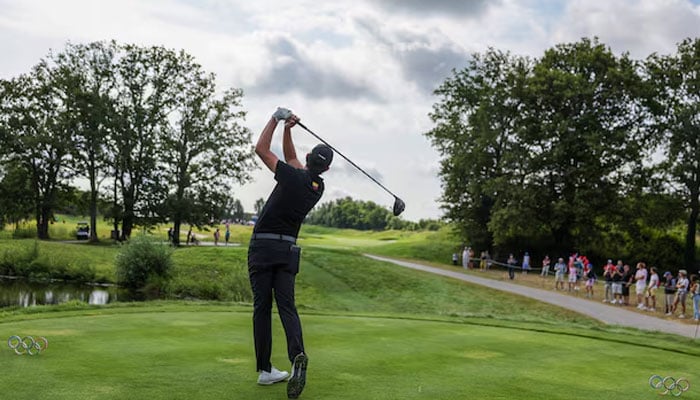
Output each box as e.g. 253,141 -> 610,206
0,303 -> 698,400
0,239 -> 117,282
1,225 -> 699,399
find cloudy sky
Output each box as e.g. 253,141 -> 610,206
2,0 -> 700,221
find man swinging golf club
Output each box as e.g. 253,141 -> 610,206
248,107 -> 332,399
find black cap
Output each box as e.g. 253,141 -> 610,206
308,144 -> 333,171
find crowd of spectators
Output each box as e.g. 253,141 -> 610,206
454,248 -> 700,322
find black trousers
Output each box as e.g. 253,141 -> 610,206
248,239 -> 304,372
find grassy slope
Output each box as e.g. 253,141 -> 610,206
1,225 -> 700,399
0,304 -> 698,400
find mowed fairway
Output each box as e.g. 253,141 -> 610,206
1,227 -> 699,399
0,304 -> 699,400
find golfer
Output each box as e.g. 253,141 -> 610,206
248,107 -> 333,399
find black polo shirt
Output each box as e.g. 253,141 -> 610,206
254,161 -> 324,238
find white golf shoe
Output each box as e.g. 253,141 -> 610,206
257,366 -> 290,385
287,353 -> 308,399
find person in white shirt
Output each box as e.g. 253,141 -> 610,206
644,267 -> 659,311
462,247 -> 470,269
672,270 -> 690,318
553,258 -> 566,290
634,262 -> 648,309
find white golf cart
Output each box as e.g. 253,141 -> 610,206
76,221 -> 90,240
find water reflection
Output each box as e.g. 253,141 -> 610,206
0,278 -> 140,308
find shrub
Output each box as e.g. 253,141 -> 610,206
115,234 -> 173,291
0,241 -> 40,276
12,227 -> 36,239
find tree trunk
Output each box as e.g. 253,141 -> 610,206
88,156 -> 99,242
120,186 -> 135,241
89,176 -> 99,242
173,220 -> 181,247
37,207 -> 51,240
685,188 -> 699,269
121,212 -> 134,241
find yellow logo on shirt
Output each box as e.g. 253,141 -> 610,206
312,181 -> 319,191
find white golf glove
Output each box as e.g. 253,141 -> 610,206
272,107 -> 293,122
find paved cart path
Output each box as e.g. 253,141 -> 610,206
365,254 -> 699,339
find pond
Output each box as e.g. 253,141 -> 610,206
0,277 -> 144,308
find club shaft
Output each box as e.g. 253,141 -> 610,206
296,121 -> 399,199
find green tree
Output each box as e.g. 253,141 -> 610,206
0,64 -> 74,239
306,197 -> 399,230
111,44 -> 181,240
426,49 -> 531,251
254,198 -> 266,216
157,57 -> 254,245
505,37 -> 646,251
229,199 -> 246,221
645,37 -> 700,269
427,39 -> 647,256
50,41 -> 119,242
0,162 -> 34,229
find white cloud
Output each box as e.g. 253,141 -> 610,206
553,0 -> 700,57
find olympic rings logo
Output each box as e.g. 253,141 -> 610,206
649,375 -> 690,397
7,336 -> 48,356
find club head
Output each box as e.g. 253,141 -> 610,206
393,197 -> 405,216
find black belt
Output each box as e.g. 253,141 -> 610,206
251,233 -> 297,243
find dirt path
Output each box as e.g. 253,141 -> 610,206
366,254 -> 700,339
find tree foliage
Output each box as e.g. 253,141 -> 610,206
645,37 -> 700,268
0,63 -> 75,239
426,48 -> 530,251
157,56 -> 254,245
306,197 -> 410,230
0,41 -> 255,242
0,162 -> 34,228
427,37 -> 689,267
50,41 -> 118,241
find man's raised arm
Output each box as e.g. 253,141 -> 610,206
283,115 -> 304,169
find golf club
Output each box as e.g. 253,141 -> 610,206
295,121 -> 406,216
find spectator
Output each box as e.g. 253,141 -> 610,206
634,262 -> 648,310
214,228 -> 220,246
452,252 -> 459,266
553,257 -> 566,291
672,270 -> 689,318
644,267 -> 659,312
602,260 -> 614,303
584,263 -> 596,298
574,256 -> 584,279
479,251 -> 487,270
541,255 -> 551,277
225,228 -> 231,246
485,251 -> 492,270
167,227 -> 173,244
611,265 -> 623,305
568,258 -> 578,292
186,227 -> 193,246
621,264 -> 633,306
663,271 -> 677,315
507,254 -> 517,280
462,246 -> 470,270
689,274 -> 699,321
522,252 -> 531,275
